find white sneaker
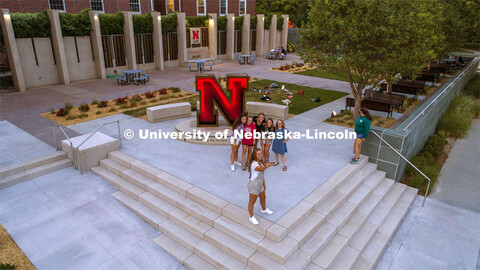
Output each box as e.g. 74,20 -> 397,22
235,161 -> 242,166
249,216 -> 259,225
230,165 -> 235,172
261,208 -> 274,215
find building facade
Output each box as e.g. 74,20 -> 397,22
0,0 -> 255,16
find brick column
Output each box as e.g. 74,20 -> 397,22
280,15 -> 289,49
176,12 -> 187,66
226,14 -> 235,60
88,11 -> 106,79
47,10 -> 70,85
207,13 -> 217,59
269,14 -> 277,51
256,14 -> 265,56
0,9 -> 26,91
241,14 -> 250,54
123,11 -> 137,70
151,12 -> 164,70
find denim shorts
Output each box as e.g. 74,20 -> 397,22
356,133 -> 364,139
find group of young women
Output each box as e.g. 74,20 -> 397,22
230,108 -> 373,225
229,113 -> 289,173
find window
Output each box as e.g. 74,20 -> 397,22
49,0 -> 65,11
239,0 -> 246,16
219,0 -> 227,16
129,0 -> 141,13
197,0 -> 206,15
90,0 -> 104,12
167,0 -> 175,14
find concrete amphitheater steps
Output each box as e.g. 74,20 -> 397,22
0,151 -> 71,188
92,150 -> 418,270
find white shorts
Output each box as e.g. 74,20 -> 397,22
230,136 -> 241,145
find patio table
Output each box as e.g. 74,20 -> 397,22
186,59 -> 207,73
123,69 -> 142,83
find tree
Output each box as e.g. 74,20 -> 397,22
299,0 -> 438,118
256,0 -> 311,27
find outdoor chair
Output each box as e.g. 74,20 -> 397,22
140,73 -> 150,82
133,76 -> 148,85
279,53 -> 286,60
266,54 -> 274,59
203,59 -> 216,72
235,53 -> 245,64
187,63 -> 199,72
116,75 -> 128,86
248,53 -> 257,65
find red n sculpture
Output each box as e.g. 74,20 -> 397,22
196,75 -> 248,127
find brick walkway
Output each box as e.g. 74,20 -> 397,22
0,54 -> 351,147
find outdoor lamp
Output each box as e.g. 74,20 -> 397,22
157,15 -> 161,21
94,13 -> 99,19
3,11 -> 10,20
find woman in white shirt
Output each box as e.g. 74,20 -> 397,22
247,148 -> 275,225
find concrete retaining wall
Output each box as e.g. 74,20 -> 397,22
362,56 -> 480,180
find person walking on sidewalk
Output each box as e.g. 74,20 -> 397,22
247,148 -> 274,225
351,107 -> 372,164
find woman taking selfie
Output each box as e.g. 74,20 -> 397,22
247,148 -> 274,225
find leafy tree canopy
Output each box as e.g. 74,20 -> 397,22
256,0 -> 311,27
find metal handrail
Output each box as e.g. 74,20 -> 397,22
51,123 -> 78,170
75,120 -> 122,173
370,130 -> 431,207
402,56 -> 480,132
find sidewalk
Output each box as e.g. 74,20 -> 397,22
430,119 -> 480,212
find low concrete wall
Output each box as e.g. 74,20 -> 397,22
362,57 -> 480,180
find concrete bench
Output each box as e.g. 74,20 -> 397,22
147,102 -> 192,123
246,101 -> 289,120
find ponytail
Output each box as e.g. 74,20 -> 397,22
360,107 -> 373,121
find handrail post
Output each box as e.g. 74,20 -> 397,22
52,125 -> 58,150
117,120 -> 122,149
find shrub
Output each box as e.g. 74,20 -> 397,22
64,102 -> 74,113
130,101 -> 138,107
66,115 -> 77,120
99,12 -> 124,35
217,16 -> 227,31
234,16 -> 243,30
115,97 -> 128,105
108,107 -> 116,112
264,14 -> 272,29
97,100 -> 108,108
161,14 -> 178,33
186,15 -> 208,27
140,101 -> 147,105
56,108 -> 68,117
131,94 -> 143,103
437,95 -> 476,137
287,41 -> 298,53
96,110 -> 102,115
11,11 -> 50,38
133,13 -> 153,34
422,134 -> 445,159
171,87 -> 181,92
463,74 -> 480,99
149,99 -> 158,103
59,9 -> 92,36
91,98 -> 99,105
159,88 -> 168,94
78,103 -> 90,112
337,119 -> 345,123
0,263 -> 17,270
326,118 -> 334,122
405,152 -> 435,176
145,90 -> 156,98
277,15 -> 284,30
78,112 -> 88,118
250,16 -> 257,29
50,108 -> 56,114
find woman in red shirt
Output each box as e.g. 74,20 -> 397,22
242,116 -> 257,171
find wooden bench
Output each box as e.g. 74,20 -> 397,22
147,102 -> 192,123
346,97 -> 394,118
246,101 -> 289,120
429,63 -> 450,75
368,92 -> 405,112
417,70 -> 440,82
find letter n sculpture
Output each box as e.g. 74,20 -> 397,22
196,75 -> 248,127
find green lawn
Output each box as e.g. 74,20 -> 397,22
294,67 -> 358,83
124,79 -> 347,117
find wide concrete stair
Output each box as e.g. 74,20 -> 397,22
92,151 -> 418,270
0,151 -> 72,189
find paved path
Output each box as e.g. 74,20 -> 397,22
0,54 -> 350,148
376,197 -> 480,270
430,119 -> 480,212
